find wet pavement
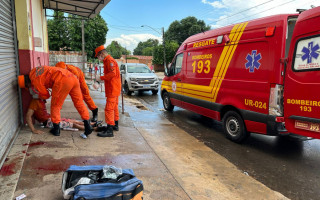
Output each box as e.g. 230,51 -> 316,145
0,86 -> 289,200
133,90 -> 320,200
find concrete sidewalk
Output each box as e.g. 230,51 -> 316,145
0,89 -> 288,200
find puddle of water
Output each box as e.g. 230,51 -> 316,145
136,105 -> 148,110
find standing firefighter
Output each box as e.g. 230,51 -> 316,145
95,45 -> 121,137
55,62 -> 99,122
18,66 -> 93,137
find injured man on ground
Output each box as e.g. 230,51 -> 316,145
26,98 -> 101,135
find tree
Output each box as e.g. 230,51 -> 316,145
47,11 -> 69,50
84,14 -> 108,58
67,15 -> 82,51
67,14 -> 108,58
165,16 -> 210,45
106,41 -> 130,59
153,40 -> 179,65
47,12 -> 108,60
133,39 -> 159,55
142,47 -> 153,56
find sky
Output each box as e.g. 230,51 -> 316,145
98,0 -> 320,54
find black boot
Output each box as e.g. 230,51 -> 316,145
91,108 -> 98,122
50,123 -> 60,136
97,125 -> 114,137
83,120 -> 93,136
113,121 -> 119,131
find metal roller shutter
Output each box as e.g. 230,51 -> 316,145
0,0 -> 20,165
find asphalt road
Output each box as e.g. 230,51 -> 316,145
126,90 -> 320,200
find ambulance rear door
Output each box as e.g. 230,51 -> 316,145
284,7 -> 320,138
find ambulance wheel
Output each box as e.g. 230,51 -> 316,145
163,92 -> 174,111
124,82 -> 132,95
223,111 -> 249,143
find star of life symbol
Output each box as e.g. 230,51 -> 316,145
172,81 -> 177,92
301,41 -> 319,64
245,50 -> 262,73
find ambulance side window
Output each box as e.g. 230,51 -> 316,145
170,53 -> 183,75
293,35 -> 320,71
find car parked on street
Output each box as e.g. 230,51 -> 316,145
120,63 -> 159,95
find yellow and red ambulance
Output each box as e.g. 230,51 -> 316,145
161,7 -> 320,142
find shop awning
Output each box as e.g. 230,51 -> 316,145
43,0 -> 111,18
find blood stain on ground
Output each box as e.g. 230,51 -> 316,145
0,162 -> 16,176
23,141 -> 46,147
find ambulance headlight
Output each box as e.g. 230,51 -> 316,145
269,84 -> 283,116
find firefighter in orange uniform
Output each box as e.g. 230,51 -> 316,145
18,66 -> 93,137
95,45 -> 121,137
55,62 -> 99,122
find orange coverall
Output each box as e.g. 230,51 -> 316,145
28,99 -> 50,123
100,55 -> 121,125
64,64 -> 98,111
29,66 -> 90,124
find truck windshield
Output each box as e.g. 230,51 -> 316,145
127,66 -> 151,73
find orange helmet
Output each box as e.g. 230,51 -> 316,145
18,75 -> 25,88
95,45 -> 105,57
55,61 -> 67,69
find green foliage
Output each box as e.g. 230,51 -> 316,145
142,47 -> 154,56
106,41 -> 130,59
84,14 -> 108,58
67,15 -> 82,51
47,11 -> 69,50
126,56 -> 139,60
153,40 -> 179,65
47,12 -> 108,59
133,39 -> 159,55
165,16 -> 210,45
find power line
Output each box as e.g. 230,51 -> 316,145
101,11 -> 133,27
229,0 -> 297,24
191,3 -> 225,19
108,27 -> 145,33
207,0 -> 276,25
108,24 -> 142,29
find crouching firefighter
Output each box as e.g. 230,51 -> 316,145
55,62 -> 98,122
18,66 -> 93,138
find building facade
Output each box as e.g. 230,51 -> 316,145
0,0 -> 49,167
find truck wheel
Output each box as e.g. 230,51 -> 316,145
124,82 -> 132,95
222,111 -> 249,143
76,197 -> 86,200
163,92 -> 174,111
152,89 -> 158,95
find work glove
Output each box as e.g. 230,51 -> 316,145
95,75 -> 101,82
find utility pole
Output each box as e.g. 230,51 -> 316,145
125,47 -> 128,63
162,27 -> 166,70
81,19 -> 85,71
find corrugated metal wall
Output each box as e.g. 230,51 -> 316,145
0,0 -> 20,164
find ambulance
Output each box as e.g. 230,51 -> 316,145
161,7 -> 320,143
